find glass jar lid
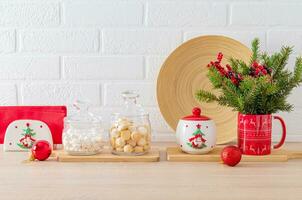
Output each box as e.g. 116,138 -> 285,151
113,91 -> 148,117
65,100 -> 102,126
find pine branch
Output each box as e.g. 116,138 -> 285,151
195,90 -> 218,103
271,46 -> 292,80
293,57 -> 302,84
229,58 -> 250,75
196,38 -> 302,114
250,38 -> 260,64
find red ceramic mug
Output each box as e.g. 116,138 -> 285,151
237,113 -> 286,155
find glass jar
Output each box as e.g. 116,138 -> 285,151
109,91 -> 151,156
62,101 -> 103,156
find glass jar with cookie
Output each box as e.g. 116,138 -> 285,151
109,91 -> 151,155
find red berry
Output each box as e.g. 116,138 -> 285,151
217,52 -> 223,61
252,61 -> 259,68
221,146 -> 242,167
226,64 -> 232,71
237,74 -> 243,80
31,140 -> 52,161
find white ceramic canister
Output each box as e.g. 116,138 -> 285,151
176,107 -> 216,154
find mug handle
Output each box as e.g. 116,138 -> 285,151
273,115 -> 286,149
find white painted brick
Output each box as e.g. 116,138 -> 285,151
0,30 -> 15,53
288,86 -> 302,109
153,133 -> 176,142
184,31 -> 266,50
146,56 -> 166,80
104,82 -> 156,106
65,2 -> 143,26
287,54 -> 299,71
21,83 -> 100,105
148,2 -> 226,26
144,107 -> 174,133
231,3 -> 302,26
0,3 -> 59,27
63,56 -> 144,80
267,31 -> 302,53
0,84 -> 17,105
20,30 -> 99,53
0,57 -> 60,80
103,30 -> 182,54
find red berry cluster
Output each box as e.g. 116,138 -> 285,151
250,61 -> 272,77
207,53 -> 243,86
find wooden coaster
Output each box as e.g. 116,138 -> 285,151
56,148 -> 160,162
167,147 -> 302,162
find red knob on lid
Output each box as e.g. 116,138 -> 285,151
192,107 -> 201,116
181,107 -> 210,121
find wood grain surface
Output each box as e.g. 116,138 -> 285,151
167,146 -> 302,162
157,35 -> 252,144
1,143 -> 302,200
56,148 -> 160,162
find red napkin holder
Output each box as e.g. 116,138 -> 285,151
0,106 -> 67,144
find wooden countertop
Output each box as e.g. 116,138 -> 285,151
1,143 -> 302,200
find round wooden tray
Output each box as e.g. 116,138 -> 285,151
157,35 -> 252,144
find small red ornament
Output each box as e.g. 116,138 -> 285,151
30,140 -> 52,161
221,145 -> 242,167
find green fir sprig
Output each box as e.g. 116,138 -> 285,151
195,38 -> 302,114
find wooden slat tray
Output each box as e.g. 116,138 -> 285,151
56,148 -> 160,162
167,147 -> 302,162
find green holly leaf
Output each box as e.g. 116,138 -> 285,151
187,142 -> 192,147
17,143 -> 30,149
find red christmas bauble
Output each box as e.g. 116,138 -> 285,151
221,145 -> 242,167
31,140 -> 52,161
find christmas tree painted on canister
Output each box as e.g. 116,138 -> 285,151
187,124 -> 206,149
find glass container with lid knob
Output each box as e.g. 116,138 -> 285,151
62,101 -> 103,155
109,91 -> 151,155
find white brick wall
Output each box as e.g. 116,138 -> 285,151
0,30 -> 15,53
20,30 -> 99,53
103,29 -> 182,54
0,2 -> 60,27
0,56 -> 60,80
1,0 -> 302,141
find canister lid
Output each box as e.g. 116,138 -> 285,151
64,100 -> 101,126
112,91 -> 148,118
181,107 -> 211,121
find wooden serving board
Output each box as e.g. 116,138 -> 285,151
167,147 -> 302,162
56,148 -> 160,162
